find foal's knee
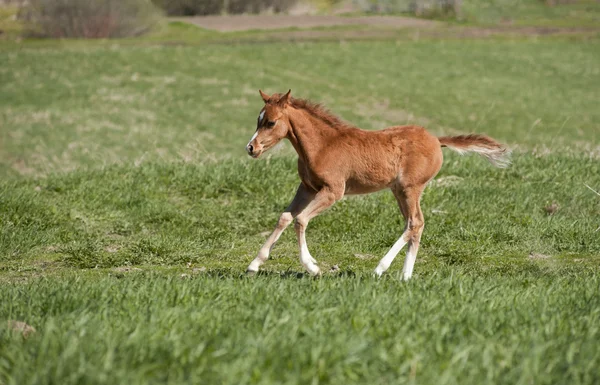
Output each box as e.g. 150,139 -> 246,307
408,217 -> 424,233
277,212 -> 293,229
294,216 -> 307,232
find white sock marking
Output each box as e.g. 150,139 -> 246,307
374,233 -> 409,276
402,247 -> 417,280
247,259 -> 261,272
300,243 -> 320,275
247,213 -> 294,273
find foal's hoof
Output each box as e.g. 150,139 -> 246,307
246,268 -> 258,276
305,265 -> 321,277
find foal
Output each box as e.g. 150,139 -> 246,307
245,90 -> 509,279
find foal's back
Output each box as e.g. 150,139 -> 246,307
325,125 -> 444,195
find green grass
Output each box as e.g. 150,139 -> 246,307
460,0 -> 600,27
1,22 -> 600,385
2,269 -> 600,385
1,155 -> 599,274
2,39 -> 599,178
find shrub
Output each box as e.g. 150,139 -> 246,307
19,0 -> 162,38
152,0 -> 299,16
151,0 -> 223,16
227,0 -> 299,14
352,0 -> 409,13
352,0 -> 460,18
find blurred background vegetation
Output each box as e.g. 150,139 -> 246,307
17,0 -> 162,38
1,0 -> 598,39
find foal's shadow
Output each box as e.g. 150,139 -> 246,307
199,268 -> 358,280
252,270 -> 357,279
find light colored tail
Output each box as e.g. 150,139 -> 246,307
438,134 -> 511,168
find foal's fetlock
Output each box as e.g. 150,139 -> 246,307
374,261 -> 391,277
303,262 -> 321,276
246,263 -> 259,275
246,257 -> 265,274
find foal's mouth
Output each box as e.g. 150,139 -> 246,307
246,143 -> 262,158
248,143 -> 273,159
247,148 -> 262,158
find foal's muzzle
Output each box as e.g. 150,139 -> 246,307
246,143 -> 260,158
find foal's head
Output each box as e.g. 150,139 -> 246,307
246,90 -> 292,158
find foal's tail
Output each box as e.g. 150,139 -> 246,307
438,134 -> 511,168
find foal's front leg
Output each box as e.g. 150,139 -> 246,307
246,184 -> 315,274
294,187 -> 340,276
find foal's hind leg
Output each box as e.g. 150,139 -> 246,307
374,186 -> 424,280
374,187 -> 409,277
400,187 -> 425,280
246,184 -> 315,274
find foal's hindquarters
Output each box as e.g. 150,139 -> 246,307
371,127 -> 444,279
247,125 -> 444,280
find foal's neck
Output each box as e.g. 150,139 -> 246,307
286,107 -> 341,164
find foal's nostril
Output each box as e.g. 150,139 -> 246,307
247,144 -> 254,154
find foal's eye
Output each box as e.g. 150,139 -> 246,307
266,121 -> 276,128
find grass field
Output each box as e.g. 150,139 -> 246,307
457,0 -> 600,26
1,13 -> 600,385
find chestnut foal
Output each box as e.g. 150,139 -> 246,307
246,90 -> 509,279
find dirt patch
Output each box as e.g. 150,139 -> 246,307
175,16 -> 600,40
544,202 -> 560,215
529,252 -> 551,260
11,159 -> 36,176
175,15 -> 437,32
7,320 -> 36,338
431,175 -> 464,188
354,253 -> 375,260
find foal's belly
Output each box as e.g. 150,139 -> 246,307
343,156 -> 401,195
344,178 -> 393,195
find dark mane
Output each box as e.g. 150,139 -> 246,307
289,97 -> 355,129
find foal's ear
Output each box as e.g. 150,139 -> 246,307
259,90 -> 270,103
278,89 -> 292,106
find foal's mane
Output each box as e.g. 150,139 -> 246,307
288,97 -> 356,130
